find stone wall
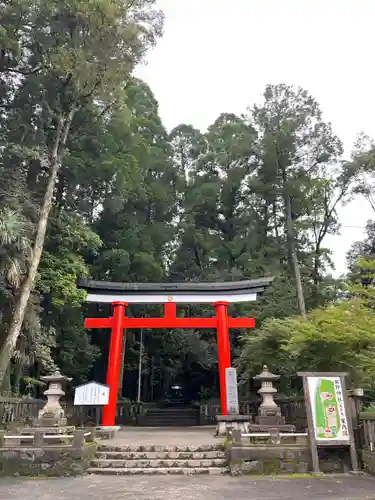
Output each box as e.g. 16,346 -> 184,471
229,445 -> 310,475
361,450 -> 375,476
228,445 -> 352,476
0,444 -> 97,477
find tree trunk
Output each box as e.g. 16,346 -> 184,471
313,247 -> 320,286
0,110 -> 75,386
272,200 -> 279,239
13,361 -> 24,396
276,142 -> 306,317
312,244 -> 321,297
285,194 -> 306,317
0,364 -> 11,395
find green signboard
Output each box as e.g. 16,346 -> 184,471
298,371 -> 359,474
307,376 -> 349,441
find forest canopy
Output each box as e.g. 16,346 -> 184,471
1,0 -> 375,401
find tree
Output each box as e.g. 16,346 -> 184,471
91,78 -> 179,399
237,266 -> 375,392
0,0 -> 164,387
94,78 -> 177,282
300,165 -> 351,299
0,208 -> 32,393
253,84 -> 343,315
0,208 -> 31,291
1,26 -> 361,404
170,113 -> 258,281
347,133 -> 375,213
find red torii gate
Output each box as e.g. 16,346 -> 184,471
78,278 -> 273,427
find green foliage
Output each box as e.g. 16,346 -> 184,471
237,269 -> 375,392
0,1 -> 372,400
0,0 -> 163,389
0,208 -> 31,289
38,211 -> 101,308
362,405 -> 375,412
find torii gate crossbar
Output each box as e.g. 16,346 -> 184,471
85,301 -> 255,427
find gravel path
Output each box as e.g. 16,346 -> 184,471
1,474 -> 375,500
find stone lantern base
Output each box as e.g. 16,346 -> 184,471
216,415 -> 251,437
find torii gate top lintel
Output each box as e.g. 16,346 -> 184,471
78,277 -> 274,427
78,277 -> 273,303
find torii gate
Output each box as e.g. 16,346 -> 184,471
78,278 -> 273,427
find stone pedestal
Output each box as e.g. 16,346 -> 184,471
216,415 -> 250,437
96,426 -> 121,440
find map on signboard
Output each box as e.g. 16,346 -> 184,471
74,381 -> 109,406
307,376 -> 349,442
225,367 -> 239,414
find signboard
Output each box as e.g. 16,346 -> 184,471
225,367 -> 239,414
74,381 -> 109,406
307,376 -> 350,442
298,371 -> 358,474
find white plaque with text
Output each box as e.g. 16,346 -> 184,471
74,381 -> 109,406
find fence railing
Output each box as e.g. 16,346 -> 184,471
0,392 -> 364,431
0,397 -> 142,427
230,428 -> 308,445
199,397 -> 308,430
359,413 -> 375,451
0,428 -> 95,448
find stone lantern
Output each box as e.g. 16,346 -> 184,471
252,365 -> 293,428
254,365 -> 280,415
36,371 -> 72,427
247,365 -> 296,436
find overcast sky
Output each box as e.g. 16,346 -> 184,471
136,0 -> 375,276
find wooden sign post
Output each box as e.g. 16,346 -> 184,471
298,372 -> 359,473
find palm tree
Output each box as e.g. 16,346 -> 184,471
0,208 -> 32,289
0,208 -> 32,394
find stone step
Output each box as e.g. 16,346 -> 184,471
143,410 -> 199,415
138,409 -> 200,425
137,421 -> 199,427
142,412 -> 198,417
87,467 -> 228,476
97,444 -> 224,453
91,458 -> 227,468
141,415 -> 198,419
137,416 -> 199,427
96,450 -> 226,460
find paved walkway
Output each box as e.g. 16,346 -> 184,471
98,427 -> 219,447
2,474 -> 375,500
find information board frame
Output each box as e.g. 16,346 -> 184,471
298,371 -> 359,474
74,381 -> 110,406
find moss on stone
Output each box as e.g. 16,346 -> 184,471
361,450 -> 375,476
229,454 -> 311,476
0,444 -> 97,477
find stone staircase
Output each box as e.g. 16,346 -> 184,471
87,443 -> 228,475
136,407 -> 200,427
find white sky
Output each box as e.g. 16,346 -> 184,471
136,0 -> 375,276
